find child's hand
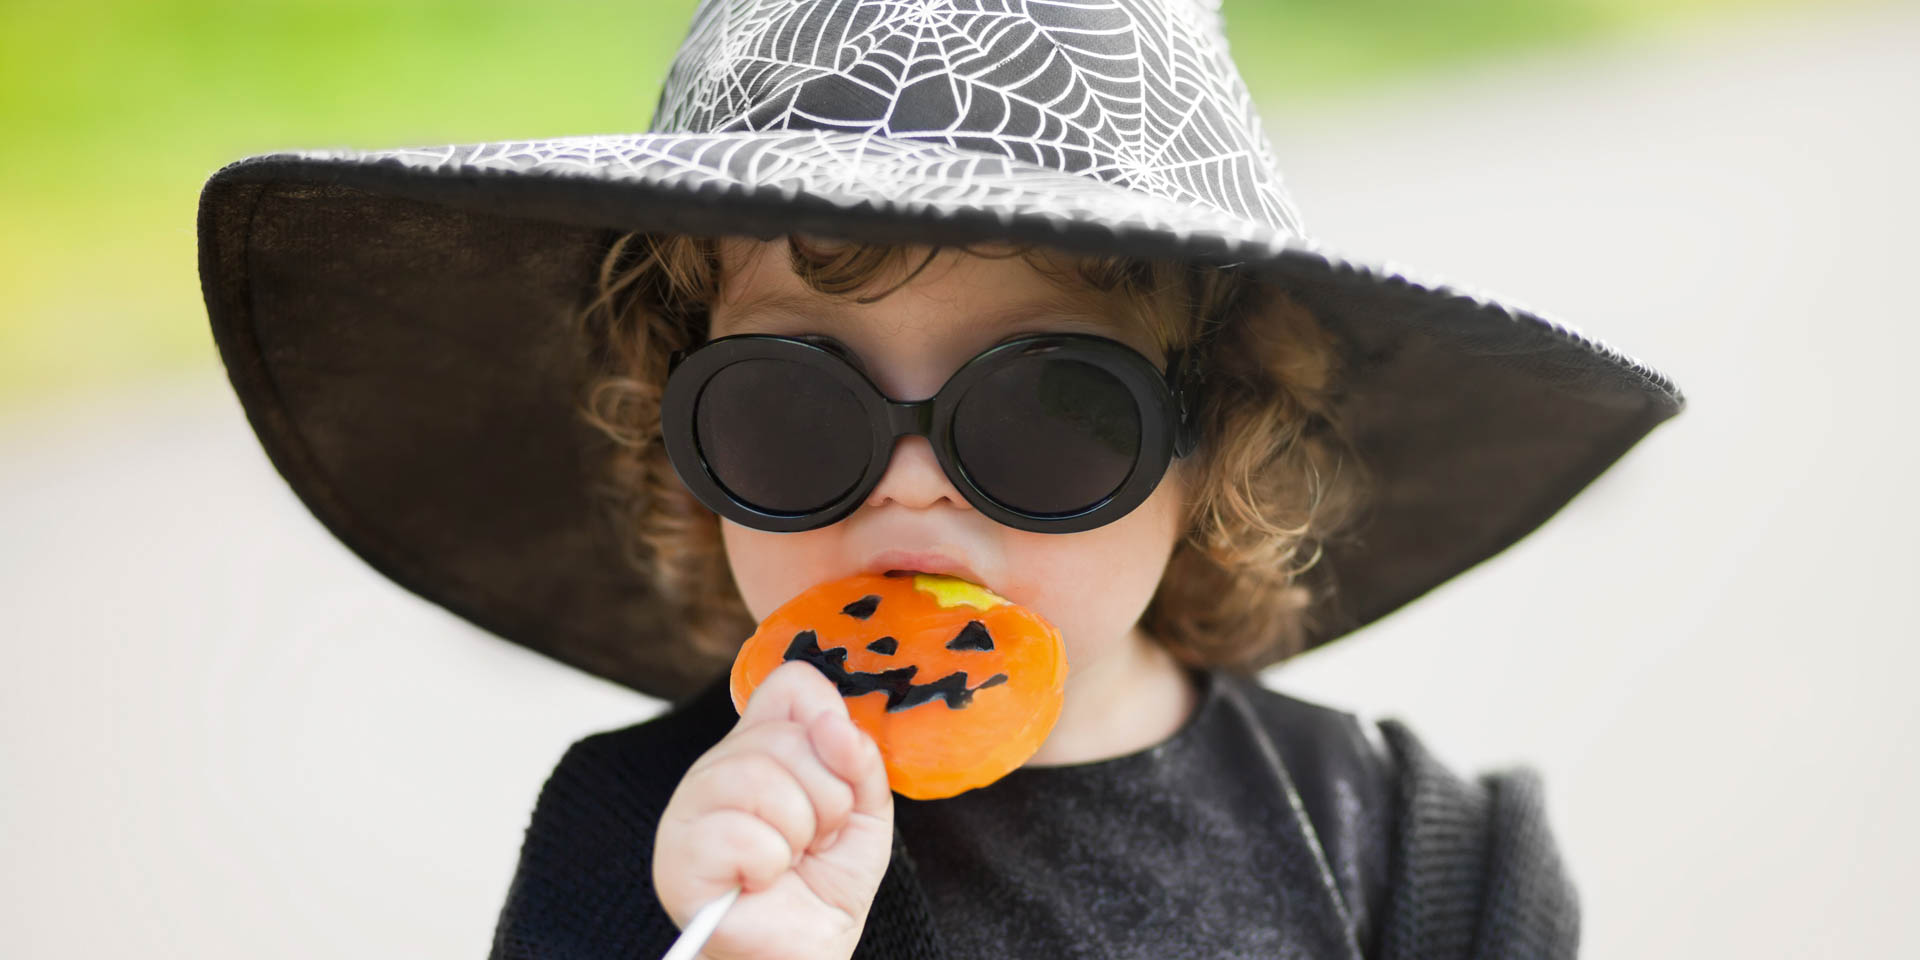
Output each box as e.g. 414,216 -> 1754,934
654,660 -> 895,960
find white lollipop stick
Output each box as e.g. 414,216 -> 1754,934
661,884 -> 740,960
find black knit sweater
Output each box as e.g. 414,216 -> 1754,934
489,670 -> 1578,959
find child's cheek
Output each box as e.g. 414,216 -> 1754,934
1003,476 -> 1186,663
718,521 -> 841,623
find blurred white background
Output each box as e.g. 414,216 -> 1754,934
5,2 -> 1916,957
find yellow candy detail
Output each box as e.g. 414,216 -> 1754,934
912,573 -> 1007,610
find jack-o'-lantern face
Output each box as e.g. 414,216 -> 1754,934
730,572 -> 1068,799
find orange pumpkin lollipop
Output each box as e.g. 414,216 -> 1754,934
730,572 -> 1067,800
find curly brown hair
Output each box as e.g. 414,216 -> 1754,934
574,231 -> 1371,681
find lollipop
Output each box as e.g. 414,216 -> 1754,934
730,572 -> 1067,800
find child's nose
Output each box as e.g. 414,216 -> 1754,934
864,435 -> 968,514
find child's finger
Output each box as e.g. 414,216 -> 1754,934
792,713 -> 895,915
679,747 -> 820,870
738,660 -> 848,732
717,718 -> 858,852
699,808 -> 794,893
731,662 -> 864,844
806,706 -> 892,821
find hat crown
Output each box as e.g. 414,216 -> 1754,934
648,0 -> 1304,235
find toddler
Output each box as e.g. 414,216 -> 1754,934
489,231 -> 1561,960
195,0 -> 1682,956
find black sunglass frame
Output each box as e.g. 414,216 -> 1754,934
661,332 -> 1203,534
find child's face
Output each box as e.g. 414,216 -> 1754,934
706,237 -> 1189,682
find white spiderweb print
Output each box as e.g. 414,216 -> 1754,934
277,0 -> 1675,389
291,0 -> 1319,257
651,0 -> 1303,234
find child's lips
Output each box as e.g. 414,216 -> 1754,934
860,550 -> 989,591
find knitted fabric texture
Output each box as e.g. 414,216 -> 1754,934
889,667 -> 1393,959
1373,720 -> 1580,960
489,676 -> 1577,960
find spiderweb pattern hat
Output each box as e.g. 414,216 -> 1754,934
197,0 -> 1684,700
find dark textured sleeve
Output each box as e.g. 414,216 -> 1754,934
1372,720 -> 1581,960
488,728 -> 704,959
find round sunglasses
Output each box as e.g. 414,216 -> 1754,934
660,332 -> 1204,534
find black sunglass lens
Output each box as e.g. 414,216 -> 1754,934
952,356 -> 1141,515
694,358 -> 869,514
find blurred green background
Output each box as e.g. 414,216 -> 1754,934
0,0 -> 1820,415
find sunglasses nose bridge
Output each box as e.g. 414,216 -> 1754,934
884,399 -> 934,440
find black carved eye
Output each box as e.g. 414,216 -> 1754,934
842,595 -> 880,619
866,636 -> 898,655
946,620 -> 994,651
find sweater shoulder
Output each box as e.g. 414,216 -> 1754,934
1372,719 -> 1582,960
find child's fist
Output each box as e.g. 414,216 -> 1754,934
653,660 -> 895,960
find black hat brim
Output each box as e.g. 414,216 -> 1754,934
198,132 -> 1684,700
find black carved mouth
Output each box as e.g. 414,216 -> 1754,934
784,630 -> 1008,713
